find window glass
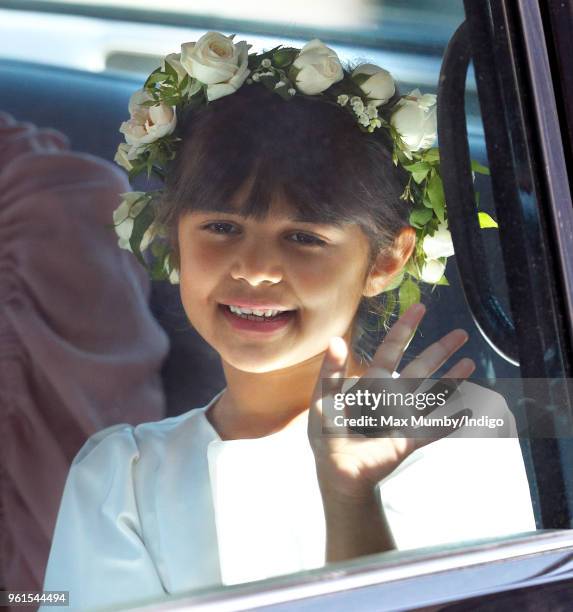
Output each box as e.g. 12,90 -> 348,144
3,1 -> 565,610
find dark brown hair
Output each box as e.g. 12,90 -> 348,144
157,80 -> 413,359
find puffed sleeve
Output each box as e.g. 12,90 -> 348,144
41,425 -> 167,612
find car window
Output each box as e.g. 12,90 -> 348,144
2,1 -> 572,610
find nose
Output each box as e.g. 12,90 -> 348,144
230,238 -> 284,286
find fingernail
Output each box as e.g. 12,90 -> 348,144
456,330 -> 469,343
462,357 -> 475,371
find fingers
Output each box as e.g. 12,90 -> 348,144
400,328 -> 470,379
442,357 -> 476,379
371,303 -> 426,375
409,408 -> 473,452
421,358 -> 475,411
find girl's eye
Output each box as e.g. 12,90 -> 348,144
203,222 -> 238,235
289,232 -> 327,247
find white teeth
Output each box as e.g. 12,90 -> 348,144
228,305 -> 282,318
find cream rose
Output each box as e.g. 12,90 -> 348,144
352,63 -> 395,107
292,39 -> 344,95
119,89 -> 176,158
114,143 -> 133,172
113,192 -> 147,251
422,222 -> 455,260
169,267 -> 180,285
420,258 -> 446,284
179,32 -> 251,101
390,88 -> 437,154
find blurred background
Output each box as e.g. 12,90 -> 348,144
0,0 -> 480,140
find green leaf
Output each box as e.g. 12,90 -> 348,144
427,171 -> 445,223
422,148 -> 440,163
403,162 -> 431,185
143,68 -> 164,87
471,160 -> 490,175
398,278 -> 421,316
150,256 -> 167,281
422,192 -> 434,209
409,206 -> 434,228
405,257 -> 421,279
163,60 -> 177,81
396,150 -> 412,166
412,170 -> 428,184
478,211 -> 499,228
435,274 -> 450,286
129,200 -> 155,266
403,162 -> 431,175
383,270 -> 405,292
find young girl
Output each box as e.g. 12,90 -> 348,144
42,33 -> 536,611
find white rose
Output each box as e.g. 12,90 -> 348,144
115,217 -> 133,251
420,258 -> 446,284
292,39 -> 343,95
139,224 -> 155,252
113,192 -> 148,251
422,222 -> 455,259
352,63 -> 395,107
390,88 -> 437,153
119,89 -> 176,158
114,143 -> 133,172
169,267 -> 180,285
180,32 -> 251,101
161,52 -> 187,82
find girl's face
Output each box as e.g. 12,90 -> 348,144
177,196 -> 378,373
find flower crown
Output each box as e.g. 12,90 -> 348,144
112,31 -> 495,317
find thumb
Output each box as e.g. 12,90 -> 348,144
308,337 -> 349,437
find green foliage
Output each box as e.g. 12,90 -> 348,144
129,198 -> 155,266
471,160 -> 490,175
478,211 -> 499,228
398,278 -> 421,316
426,170 -> 445,223
409,206 -> 433,228
383,270 -> 405,293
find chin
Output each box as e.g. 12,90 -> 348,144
220,340 -> 328,374
222,350 -> 294,374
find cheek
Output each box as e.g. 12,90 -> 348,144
296,255 -> 367,318
178,242 -> 224,317
181,238 -> 222,270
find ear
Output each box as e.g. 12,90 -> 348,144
363,226 -> 416,298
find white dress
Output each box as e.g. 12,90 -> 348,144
42,387 -> 537,611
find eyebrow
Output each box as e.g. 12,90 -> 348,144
192,207 -> 347,228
